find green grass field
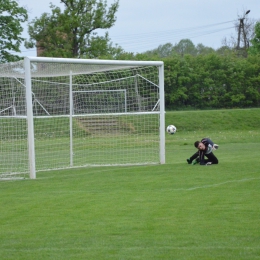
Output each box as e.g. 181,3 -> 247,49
1,108 -> 260,259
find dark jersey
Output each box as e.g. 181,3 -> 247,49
201,138 -> 214,154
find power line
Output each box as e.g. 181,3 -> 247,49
13,19 -> 237,54
109,20 -> 237,41
109,24 -> 236,51
111,26 -> 235,46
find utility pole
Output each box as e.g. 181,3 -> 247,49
236,10 -> 250,54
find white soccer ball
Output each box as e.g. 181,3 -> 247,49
166,125 -> 177,135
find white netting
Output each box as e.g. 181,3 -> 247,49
0,59 -> 163,178
0,76 -> 28,179
0,59 -> 140,78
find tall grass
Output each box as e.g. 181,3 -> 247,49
0,108 -> 260,260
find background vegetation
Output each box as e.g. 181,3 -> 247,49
163,53 -> 260,109
1,1 -> 260,110
0,0 -> 28,63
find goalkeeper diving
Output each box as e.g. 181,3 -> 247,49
187,138 -> 219,165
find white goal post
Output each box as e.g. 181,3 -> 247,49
0,57 -> 165,179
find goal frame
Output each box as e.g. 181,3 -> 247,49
23,57 -> 165,179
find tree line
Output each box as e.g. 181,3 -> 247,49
1,0 -> 260,109
163,53 -> 260,109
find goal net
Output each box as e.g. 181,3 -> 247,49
0,57 -> 165,179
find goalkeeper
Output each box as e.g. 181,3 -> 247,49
187,138 -> 219,165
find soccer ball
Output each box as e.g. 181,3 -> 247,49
166,125 -> 177,134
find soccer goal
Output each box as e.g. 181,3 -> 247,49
0,57 -> 165,179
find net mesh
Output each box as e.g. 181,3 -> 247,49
0,59 -> 162,178
0,76 -> 28,179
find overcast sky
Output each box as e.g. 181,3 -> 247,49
18,0 -> 259,57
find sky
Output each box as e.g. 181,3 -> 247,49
17,0 -> 260,57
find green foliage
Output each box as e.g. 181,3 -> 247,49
164,53 -> 260,109
249,22 -> 260,55
0,0 -> 28,63
124,40 -> 260,110
173,38 -> 197,56
215,46 -> 234,56
196,43 -> 215,55
26,0 -> 119,58
142,40 -> 217,59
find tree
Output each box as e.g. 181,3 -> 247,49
155,43 -> 174,58
141,43 -> 174,58
173,39 -> 197,57
163,53 -> 260,109
0,0 -> 28,63
216,46 -> 233,56
26,0 -> 119,58
196,43 -> 215,56
249,22 -> 260,55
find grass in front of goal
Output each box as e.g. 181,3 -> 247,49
1,109 -> 260,259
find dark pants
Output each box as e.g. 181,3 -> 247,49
190,150 -> 218,165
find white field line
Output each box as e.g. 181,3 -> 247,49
35,171 -> 260,194
1,246 -> 260,252
175,177 -> 260,191
14,164 -> 260,193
